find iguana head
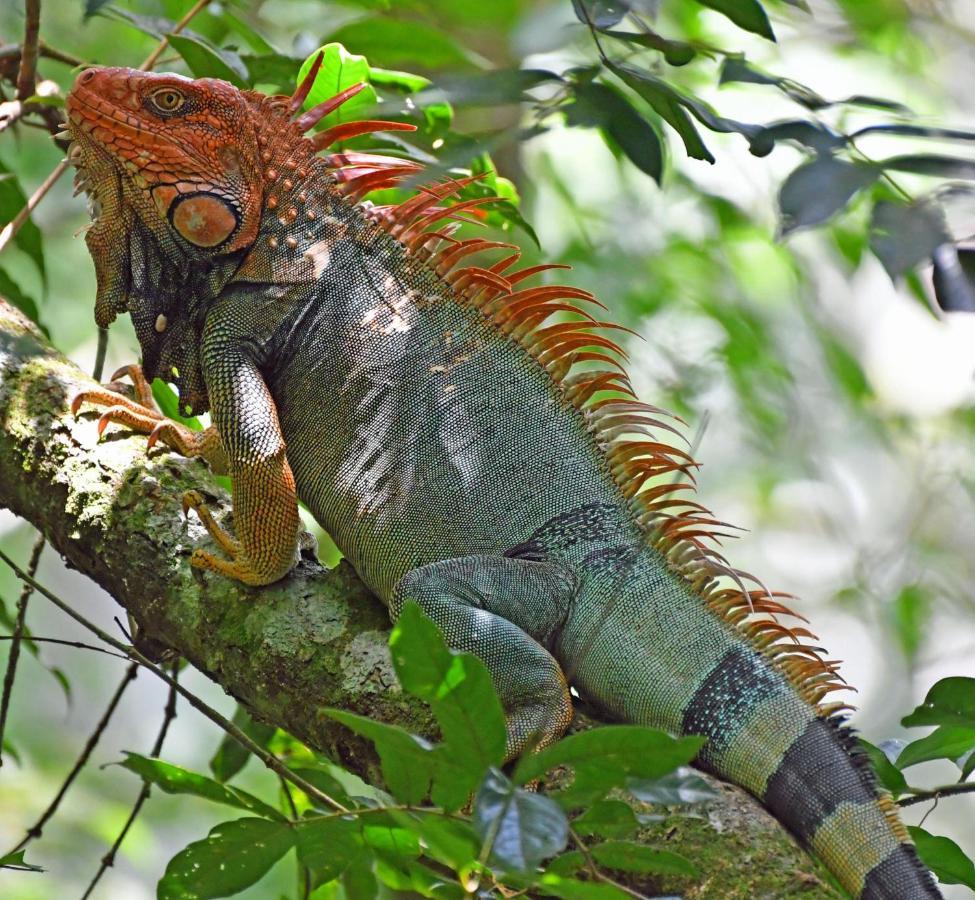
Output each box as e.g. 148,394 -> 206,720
66,66 -> 269,413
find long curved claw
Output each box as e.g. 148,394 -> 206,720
182,490 -> 240,556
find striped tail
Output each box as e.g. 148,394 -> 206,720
682,645 -> 941,899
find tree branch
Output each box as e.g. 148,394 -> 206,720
0,297 -> 833,897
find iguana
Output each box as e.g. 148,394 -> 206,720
65,59 -> 940,899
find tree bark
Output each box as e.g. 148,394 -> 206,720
0,297 -> 834,897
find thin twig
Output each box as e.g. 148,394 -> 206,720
0,548 -> 348,814
138,0 -> 213,71
898,782 -> 975,807
569,827 -> 651,900
0,534 -> 44,767
16,0 -> 41,101
0,634 -> 130,660
7,663 -> 138,855
0,0 -> 214,256
80,664 -> 179,900
279,776 -> 312,899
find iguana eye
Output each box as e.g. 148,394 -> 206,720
150,88 -> 186,114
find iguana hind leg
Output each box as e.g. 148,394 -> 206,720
391,555 -> 576,759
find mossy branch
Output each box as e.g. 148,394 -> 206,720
0,297 -> 832,897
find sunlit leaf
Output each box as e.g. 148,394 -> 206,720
157,817 -> 294,900
779,157 -> 878,232
119,753 -> 284,820
473,768 -> 569,873
297,43 -> 377,130
909,827 -> 975,889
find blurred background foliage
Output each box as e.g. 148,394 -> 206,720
0,0 -> 974,897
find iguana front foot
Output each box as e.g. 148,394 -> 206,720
72,364 -> 228,472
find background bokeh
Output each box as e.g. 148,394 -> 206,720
0,0 -> 973,897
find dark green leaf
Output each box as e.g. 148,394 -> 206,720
288,767 -> 351,809
390,603 -> 506,783
601,29 -> 695,66
326,19 -> 472,70
0,164 -> 45,284
903,677 -> 975,729
157,817 -> 295,899
363,823 -> 421,858
0,849 -> 43,872
870,202 -> 949,280
852,124 -> 975,142
779,157 -> 878,232
412,815 -> 479,870
545,850 -> 587,876
571,0 -> 628,28
887,583 -> 933,659
590,841 -> 698,876
119,753 -> 284,820
0,267 -> 44,335
572,799 -> 641,838
297,44 -> 377,130
627,767 -> 721,805
896,727 -> 975,770
566,81 -> 663,182
514,726 -> 704,806
167,34 -> 248,87
908,827 -> 975,889
295,816 -> 363,885
880,155 -> 975,179
241,53 -> 302,92
220,10 -> 277,55
695,0 -> 774,40
417,69 -> 560,108
473,767 -> 568,873
540,873 -> 633,898
209,705 -> 276,783
932,246 -> 975,313
84,0 -> 113,19
858,740 -> 908,795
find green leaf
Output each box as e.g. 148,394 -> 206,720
870,203 -> 950,281
514,726 -> 703,806
627,767 -> 721,805
600,29 -> 696,66
242,53 -> 302,93
297,44 -> 377,131
888,583 -> 934,660
151,379 -> 202,428
0,164 -> 45,284
473,767 -> 568,873
119,753 -> 284,820
0,849 -> 43,872
896,727 -> 975,770
779,157 -> 878,232
411,815 -> 479,870
932,246 -> 975,313
325,19 -> 472,70
857,740 -> 908,796
363,823 -> 421,858
166,34 -> 248,87
590,840 -> 698,876
390,603 -> 506,782
537,873 -> 633,899
157,817 -> 295,900
908,827 -> 975,889
880,154 -> 975,179
565,81 -> 663,183
417,69 -> 560,108
695,0 -> 774,40
0,267 -> 44,335
903,677 -> 975,729
572,799 -> 641,838
570,0 -> 628,28
209,704 -> 277,783
295,816 -> 364,885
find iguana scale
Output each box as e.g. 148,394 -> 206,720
65,59 -> 940,898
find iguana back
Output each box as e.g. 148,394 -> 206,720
66,61 -> 941,899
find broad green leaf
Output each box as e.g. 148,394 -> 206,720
119,752 -> 284,820
0,849 -> 43,872
473,768 -> 568,873
157,817 -> 295,900
167,34 -> 248,87
538,875 -> 633,898
753,120 -> 843,154
881,155 -> 975,180
887,583 -> 934,659
220,9 -> 276,54
627,767 -> 721,805
572,799 -> 640,838
514,726 -> 704,806
416,69 -> 560,108
151,379 -> 202,429
297,44 -> 377,131
695,0 -> 774,40
295,816 -> 364,885
857,740 -> 908,795
779,157 -> 878,232
600,29 -> 696,66
0,164 -> 45,284
590,840 -> 698,876
909,827 -> 975,889
390,603 -> 505,782
411,815 -> 479,870
325,19 -> 472,70
242,53 -> 302,93
565,81 -> 663,183
896,727 -> 975,770
363,824 -> 421,858
903,678 -> 975,729
544,850 -> 586,877
932,247 -> 975,313
209,704 -> 277,783
289,767 -> 352,809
